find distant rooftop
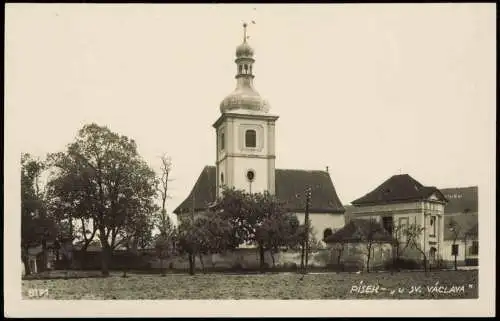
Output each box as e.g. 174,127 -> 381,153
351,174 -> 447,206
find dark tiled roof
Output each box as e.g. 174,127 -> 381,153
439,186 -> 478,214
351,174 -> 447,205
324,219 -> 393,243
444,213 -> 478,240
173,166 -> 345,214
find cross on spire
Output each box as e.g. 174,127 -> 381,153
243,22 -> 248,43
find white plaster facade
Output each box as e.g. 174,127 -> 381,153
442,239 -> 479,263
295,212 -> 345,245
349,194 -> 446,262
214,113 -> 278,197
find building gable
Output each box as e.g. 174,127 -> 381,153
173,166 -> 345,214
351,174 -> 447,206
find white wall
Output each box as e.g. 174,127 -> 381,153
349,199 -> 445,259
295,212 -> 345,244
442,239 -> 479,262
215,115 -> 277,196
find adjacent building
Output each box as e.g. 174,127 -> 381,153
440,186 -> 479,266
333,174 -> 448,266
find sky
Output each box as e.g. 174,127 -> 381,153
5,4 -> 496,224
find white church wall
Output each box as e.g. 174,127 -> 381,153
232,118 -> 270,156
230,157 -> 271,194
295,212 -> 345,244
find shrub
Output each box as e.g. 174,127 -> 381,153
383,258 -> 422,271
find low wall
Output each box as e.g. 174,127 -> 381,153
150,249 -> 331,270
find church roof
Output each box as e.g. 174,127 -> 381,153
173,166 -> 345,215
351,174 -> 447,206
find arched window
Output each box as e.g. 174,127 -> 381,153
238,65 -> 243,74
220,132 -> 225,150
323,228 -> 333,241
245,129 -> 256,148
244,64 -> 248,73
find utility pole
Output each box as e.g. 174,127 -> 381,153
304,186 -> 312,274
300,186 -> 312,274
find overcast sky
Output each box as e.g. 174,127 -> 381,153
6,4 -> 496,221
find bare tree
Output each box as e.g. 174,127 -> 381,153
361,218 -> 386,273
155,154 -> 175,276
389,222 -> 410,272
404,223 -> 429,274
447,218 -> 462,271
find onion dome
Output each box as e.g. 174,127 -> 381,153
220,23 -> 270,114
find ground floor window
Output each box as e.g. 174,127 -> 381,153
470,241 -> 478,255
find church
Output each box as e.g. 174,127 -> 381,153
173,24 -> 346,244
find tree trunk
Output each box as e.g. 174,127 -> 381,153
337,248 -> 343,271
366,244 -> 372,273
101,243 -> 111,277
270,250 -> 276,268
454,255 -> 458,271
188,253 -> 195,275
300,243 -> 305,273
41,239 -> 47,272
22,246 -> 31,276
160,257 -> 165,276
259,245 -> 266,273
199,253 -> 205,273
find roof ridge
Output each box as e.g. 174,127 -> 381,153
276,168 -> 328,173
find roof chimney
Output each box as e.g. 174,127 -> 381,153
326,166 -> 329,173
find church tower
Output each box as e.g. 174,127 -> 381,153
213,23 -> 279,197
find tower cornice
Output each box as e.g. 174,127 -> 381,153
213,112 -> 279,129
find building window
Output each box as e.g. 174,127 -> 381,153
246,170 -> 255,182
238,65 -> 242,74
398,217 -> 409,241
451,244 -> 459,256
382,216 -> 393,234
323,228 -> 333,241
470,241 -> 478,255
245,129 -> 257,148
430,216 -> 436,237
220,132 -> 225,150
220,173 -> 224,185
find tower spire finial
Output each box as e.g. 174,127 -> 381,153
243,22 -> 248,43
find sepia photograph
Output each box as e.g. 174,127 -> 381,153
4,3 -> 496,317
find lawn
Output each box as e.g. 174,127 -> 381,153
22,270 -> 478,300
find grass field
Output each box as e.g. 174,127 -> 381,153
22,270 -> 478,300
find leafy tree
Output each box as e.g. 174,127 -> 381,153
176,213 -> 235,274
176,216 -> 200,275
46,123 -> 158,276
255,211 -> 300,268
21,153 -> 58,274
215,187 -> 299,272
154,214 -> 176,276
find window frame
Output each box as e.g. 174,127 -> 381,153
429,215 -> 436,237
245,129 -> 257,148
220,132 -> 225,151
